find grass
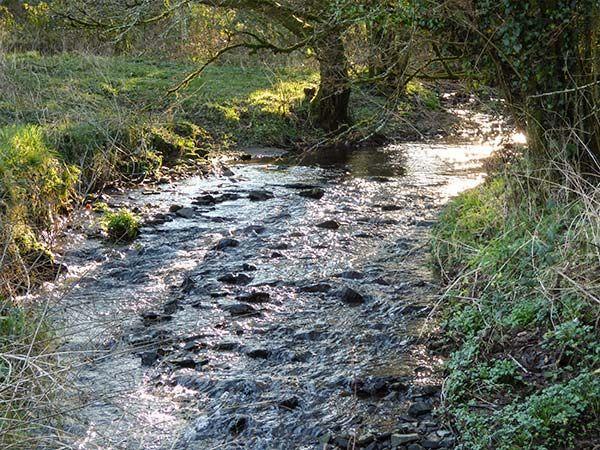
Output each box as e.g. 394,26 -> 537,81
102,208 -> 140,243
431,155 -> 600,449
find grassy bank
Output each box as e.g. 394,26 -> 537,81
431,157 -> 600,449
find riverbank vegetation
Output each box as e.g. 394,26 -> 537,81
1,0 -> 598,448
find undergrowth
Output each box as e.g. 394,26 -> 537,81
431,156 -> 600,449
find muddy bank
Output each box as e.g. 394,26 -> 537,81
39,142 -> 492,449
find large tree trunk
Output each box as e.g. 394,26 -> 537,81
310,31 -> 351,133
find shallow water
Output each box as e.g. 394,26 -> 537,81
45,142 -> 492,449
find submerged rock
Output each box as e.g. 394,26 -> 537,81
299,188 -> 325,199
248,190 -> 274,201
236,291 -> 270,303
175,207 -> 196,219
316,220 -> 340,230
222,303 -> 259,316
212,238 -> 239,250
217,273 -> 253,285
338,286 -> 365,305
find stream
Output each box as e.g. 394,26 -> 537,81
43,142 -> 492,449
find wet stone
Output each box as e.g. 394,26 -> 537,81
242,263 -> 257,271
338,286 -> 365,305
246,348 -> 270,359
141,311 -> 172,326
248,190 -> 274,201
168,357 -> 197,368
213,341 -> 238,351
228,415 -> 248,435
212,238 -> 239,250
180,275 -> 196,293
391,433 -> 420,446
175,207 -> 196,219
140,350 -> 158,367
381,204 -> 403,211
193,194 -> 216,206
408,401 -> 432,417
298,283 -> 331,293
338,270 -> 364,279
236,292 -> 270,303
278,396 -> 300,410
223,303 -> 259,316
169,204 -> 183,212
316,220 -> 340,230
299,188 -> 325,199
217,273 -> 253,285
407,445 -> 425,450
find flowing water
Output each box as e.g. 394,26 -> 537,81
44,142 -> 492,449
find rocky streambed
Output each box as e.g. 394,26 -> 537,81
42,142 -> 492,449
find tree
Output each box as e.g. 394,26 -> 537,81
438,0 -> 600,172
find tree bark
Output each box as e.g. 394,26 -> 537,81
310,31 -> 351,132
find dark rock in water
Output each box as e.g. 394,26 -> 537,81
221,166 -> 235,177
179,276 -> 196,294
278,396 -> 300,410
175,207 -> 196,219
169,204 -> 183,212
209,291 -> 228,298
283,183 -> 319,190
371,176 -> 391,183
140,350 -> 158,367
299,188 -> 325,199
242,263 -> 257,271
408,400 -> 432,417
214,193 -> 241,202
349,376 -> 407,398
213,341 -> 238,351
223,303 -> 259,316
415,219 -> 436,227
193,194 -> 216,206
141,311 -> 172,326
228,415 -> 247,436
217,273 -> 253,285
213,238 -> 240,250
270,252 -> 284,258
374,277 -> 391,286
299,283 -> 331,293
338,270 -> 364,280
316,220 -> 340,230
163,299 -> 179,315
145,213 -> 172,226
270,242 -> 289,250
248,190 -> 274,201
381,204 -> 402,211
237,292 -> 270,303
243,225 -> 266,234
338,286 -> 365,305
168,357 -> 197,369
239,153 -> 252,161
332,434 -> 351,448
246,348 -> 270,359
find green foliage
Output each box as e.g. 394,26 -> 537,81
102,209 -> 140,243
432,165 -> 600,449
